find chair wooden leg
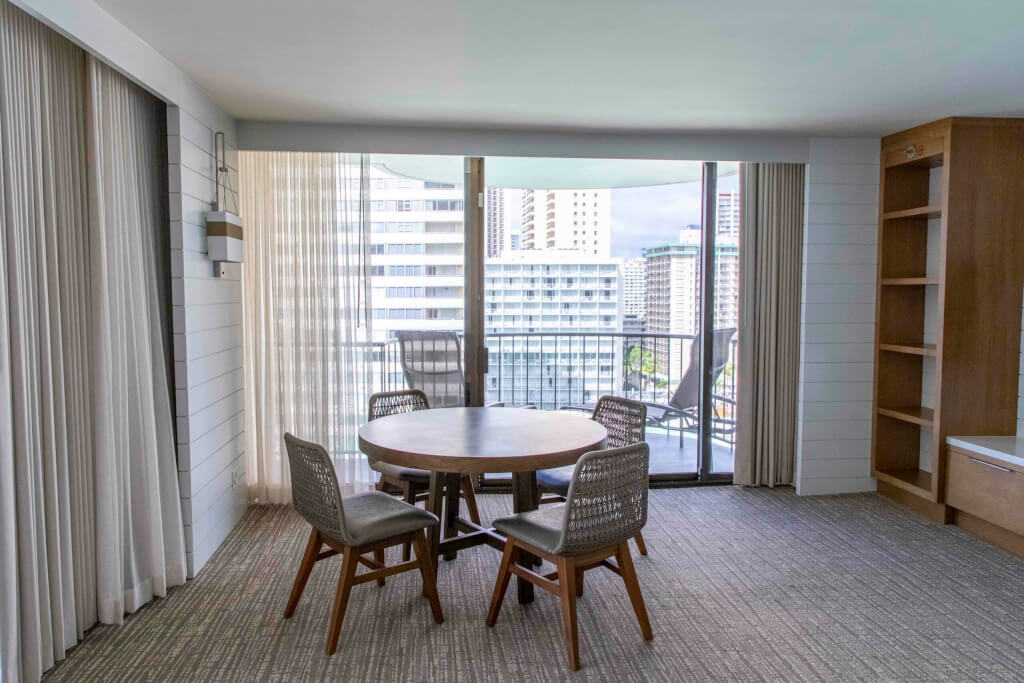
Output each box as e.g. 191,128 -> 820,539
373,548 -> 386,587
460,474 -> 481,525
633,531 -> 649,556
284,528 -> 320,618
402,482 -> 415,561
556,556 -> 580,671
412,530 -> 444,624
486,539 -> 518,627
575,565 -> 584,597
617,542 -> 652,641
325,546 -> 359,656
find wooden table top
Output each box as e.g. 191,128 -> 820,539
358,407 -> 608,474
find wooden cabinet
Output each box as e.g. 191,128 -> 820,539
945,447 -> 1024,537
871,118 -> 1024,506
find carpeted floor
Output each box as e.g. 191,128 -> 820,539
44,488 -> 1024,682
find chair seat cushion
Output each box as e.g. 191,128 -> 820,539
368,460 -> 431,485
536,465 -> 573,494
339,491 -> 438,546
493,504 -> 567,555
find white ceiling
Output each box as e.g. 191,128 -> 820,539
94,0 -> 1024,135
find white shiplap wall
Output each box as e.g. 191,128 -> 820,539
795,138 -> 880,496
168,107 -> 247,577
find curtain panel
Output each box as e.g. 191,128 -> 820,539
734,162 -> 805,487
241,152 -> 374,504
1,4 -> 185,680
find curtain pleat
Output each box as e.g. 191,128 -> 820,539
0,5 -> 89,679
85,54 -> 186,624
241,152 -> 374,504
734,162 -> 805,487
1,4 -> 186,680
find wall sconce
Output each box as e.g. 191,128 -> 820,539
206,131 -> 243,276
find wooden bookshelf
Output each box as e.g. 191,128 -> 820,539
872,117 -> 1024,506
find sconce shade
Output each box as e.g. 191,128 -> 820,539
206,210 -> 244,262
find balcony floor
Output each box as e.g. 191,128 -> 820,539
646,427 -> 735,477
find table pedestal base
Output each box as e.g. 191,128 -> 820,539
425,470 -> 541,604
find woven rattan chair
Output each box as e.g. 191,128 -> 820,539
537,395 -> 649,556
282,433 -> 444,655
487,443 -> 653,671
367,390 -> 481,560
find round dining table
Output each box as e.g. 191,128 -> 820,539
358,407 -> 607,603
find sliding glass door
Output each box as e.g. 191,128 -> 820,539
470,157 -> 739,485
361,154 -> 740,485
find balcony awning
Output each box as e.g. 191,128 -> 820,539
372,155 -> 736,190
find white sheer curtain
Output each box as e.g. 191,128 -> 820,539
241,152 -> 374,504
1,6 -> 90,679
85,54 -> 186,623
1,4 -> 186,679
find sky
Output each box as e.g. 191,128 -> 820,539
502,174 -> 740,260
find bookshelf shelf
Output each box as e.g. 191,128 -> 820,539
882,205 -> 942,220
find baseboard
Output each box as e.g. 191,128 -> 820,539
954,510 -> 1024,560
876,481 -> 952,524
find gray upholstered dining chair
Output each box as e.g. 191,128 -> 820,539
486,442 -> 653,671
537,395 -> 649,556
367,389 -> 481,560
282,433 -> 444,656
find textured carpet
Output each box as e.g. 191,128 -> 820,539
44,488 -> 1024,682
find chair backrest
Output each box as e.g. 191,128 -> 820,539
395,331 -> 465,408
668,327 -> 737,410
368,389 -> 430,422
591,395 -> 646,448
283,433 -> 351,544
557,443 -> 650,555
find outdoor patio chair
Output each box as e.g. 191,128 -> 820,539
644,327 -> 737,436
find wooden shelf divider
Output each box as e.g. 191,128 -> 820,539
878,406 -> 935,427
878,342 -> 937,356
881,277 -> 938,286
882,205 -> 942,220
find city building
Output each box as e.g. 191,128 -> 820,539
717,188 -> 741,241
622,256 -> 647,319
483,250 -> 622,409
643,226 -> 739,378
367,167 -> 465,343
485,187 -> 505,257
520,189 -> 611,256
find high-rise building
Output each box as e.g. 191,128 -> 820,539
717,189 -> 740,240
622,257 -> 647,319
643,228 -> 701,377
367,167 -> 465,343
484,251 -> 622,409
520,189 -> 611,257
641,225 -> 740,378
486,187 -> 505,257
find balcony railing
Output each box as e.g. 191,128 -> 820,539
375,331 -> 739,449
